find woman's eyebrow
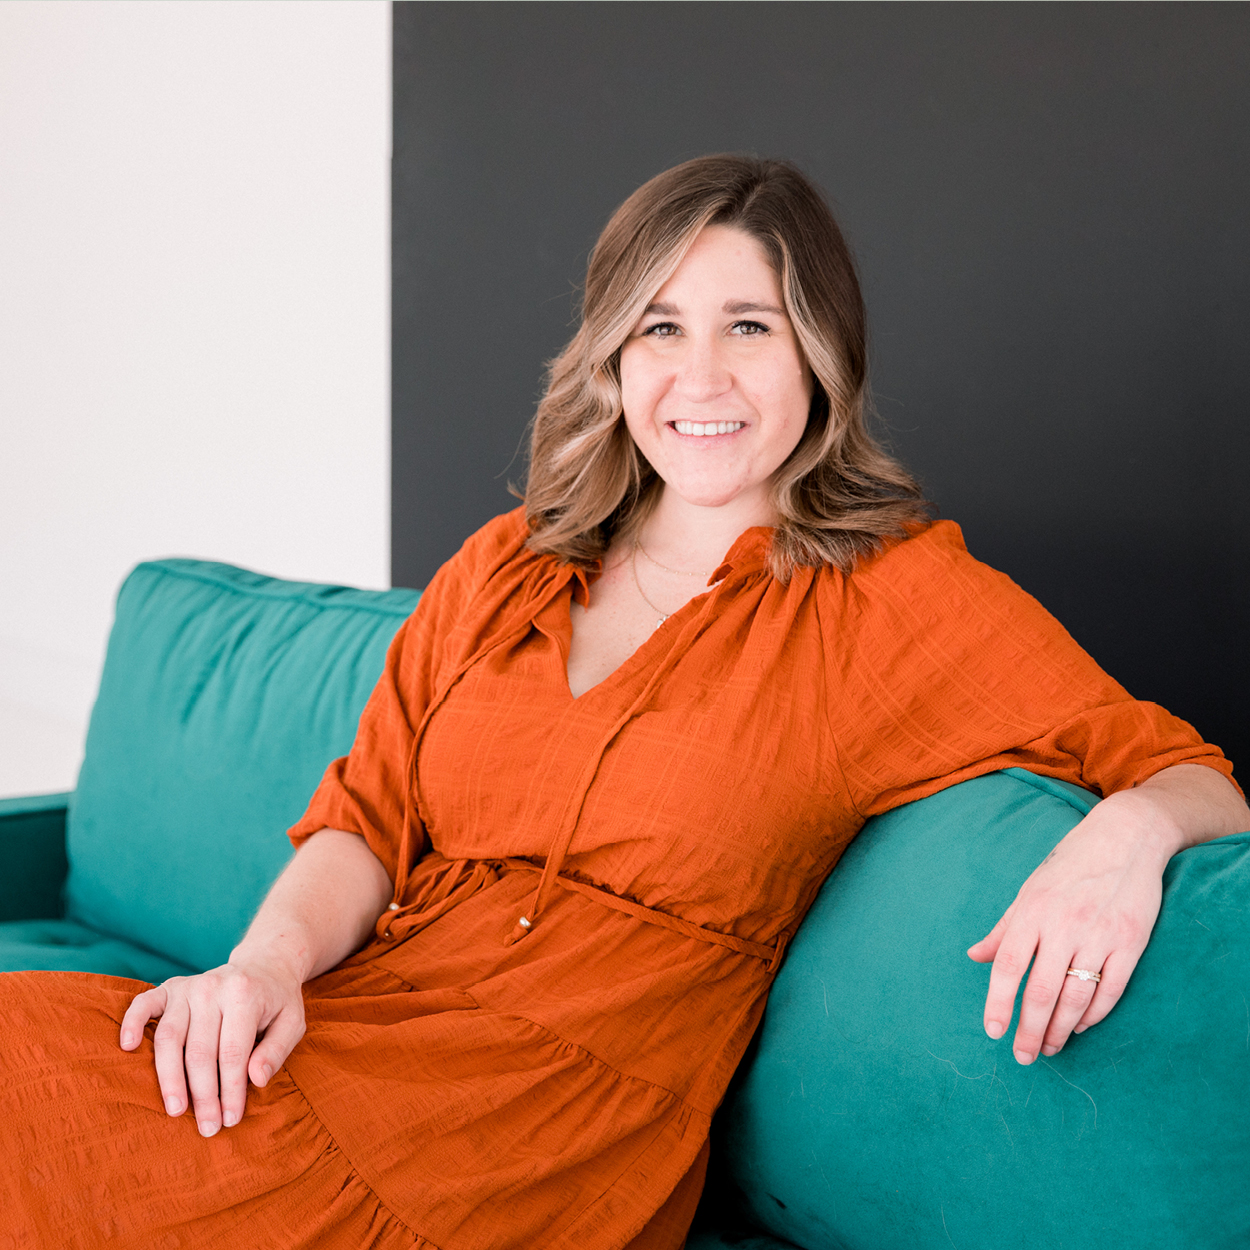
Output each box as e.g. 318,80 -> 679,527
724,300 -> 786,316
641,299 -> 786,317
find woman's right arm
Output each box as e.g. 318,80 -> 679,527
118,828 -> 392,1138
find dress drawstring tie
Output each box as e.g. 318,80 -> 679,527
375,856 -> 501,943
502,571 -> 788,971
374,854 -> 791,973
379,559 -> 789,973
513,577 -> 733,936
499,858 -> 791,972
388,561 -> 579,909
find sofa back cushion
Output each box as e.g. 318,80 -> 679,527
718,767 -> 1250,1249
67,559 -> 419,973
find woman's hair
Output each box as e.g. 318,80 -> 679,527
523,154 -> 929,578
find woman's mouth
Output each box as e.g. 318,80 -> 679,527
669,420 -> 745,437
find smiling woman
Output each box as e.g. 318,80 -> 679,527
563,221 -> 827,694
618,226 -> 813,516
2,154 -> 1245,1250
524,156 -> 927,578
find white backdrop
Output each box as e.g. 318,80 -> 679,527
0,1 -> 391,798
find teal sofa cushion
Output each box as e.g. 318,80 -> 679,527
716,768 -> 1250,1250
61,559 -> 419,975
0,919 -> 193,982
0,791 -> 70,921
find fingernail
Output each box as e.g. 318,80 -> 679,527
222,1110 -> 239,1128
197,1120 -> 219,1138
1042,1044 -> 1058,1057
120,1031 -> 135,1049
165,1096 -> 184,1116
1074,1024 -> 1087,1034
257,1064 -> 271,1086
1014,1048 -> 1034,1065
985,1021 -> 1004,1039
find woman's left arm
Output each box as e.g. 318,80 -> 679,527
968,763 -> 1250,1065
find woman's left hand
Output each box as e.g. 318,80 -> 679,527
967,764 -> 1249,1064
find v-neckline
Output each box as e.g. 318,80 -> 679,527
545,525 -> 775,703
552,585 -> 704,703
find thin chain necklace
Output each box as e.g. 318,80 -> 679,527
631,541 -> 677,630
635,539 -> 711,578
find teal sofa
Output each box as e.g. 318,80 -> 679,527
3,559 -> 1247,1249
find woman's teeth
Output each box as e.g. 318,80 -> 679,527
672,421 -> 745,437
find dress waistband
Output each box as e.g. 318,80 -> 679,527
373,856 -> 790,973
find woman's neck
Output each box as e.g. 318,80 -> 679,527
630,488 -> 775,576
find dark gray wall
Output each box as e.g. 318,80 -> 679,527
393,2 -> 1250,769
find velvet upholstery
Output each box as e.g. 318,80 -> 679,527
2,560 -> 1244,1248
705,770 -> 1250,1250
0,559 -> 419,974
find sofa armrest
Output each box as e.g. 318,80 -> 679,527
0,792 -> 70,921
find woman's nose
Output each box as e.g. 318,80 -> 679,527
674,337 -> 732,402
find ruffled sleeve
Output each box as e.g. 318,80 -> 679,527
286,509 -> 530,882
822,520 -> 1239,818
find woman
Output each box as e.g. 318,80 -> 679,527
5,155 -> 1246,1249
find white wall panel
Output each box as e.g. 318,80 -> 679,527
0,0 -> 391,797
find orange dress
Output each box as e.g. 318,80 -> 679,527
2,510 -> 1234,1250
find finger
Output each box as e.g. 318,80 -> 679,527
1040,958 -> 1104,1056
967,905 -> 1014,963
1073,949 -> 1137,1033
119,985 -> 167,1050
1011,948 -> 1074,1064
248,1006 -> 306,1089
182,995 -> 224,1137
151,991 -> 192,1117
216,996 -> 264,1130
981,924 -> 1037,1040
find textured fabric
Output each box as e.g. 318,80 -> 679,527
718,770 -> 1250,1250
63,559 -> 420,972
0,510 -> 1233,1249
3,973 -> 426,1250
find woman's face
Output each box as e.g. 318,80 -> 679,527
619,224 -> 813,518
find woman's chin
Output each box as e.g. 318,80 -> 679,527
658,478 -> 772,516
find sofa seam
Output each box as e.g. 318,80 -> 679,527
126,561 -> 419,619
1000,767 -> 1098,814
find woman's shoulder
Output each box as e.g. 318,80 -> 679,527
819,517 -> 1065,645
853,518 -> 973,578
459,505 -> 533,563
827,518 -> 991,602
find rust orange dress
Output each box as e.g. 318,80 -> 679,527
2,510 -> 1234,1250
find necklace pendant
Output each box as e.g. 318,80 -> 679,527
655,615 -> 668,630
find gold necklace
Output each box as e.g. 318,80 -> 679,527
631,542 -> 674,630
635,539 -> 711,578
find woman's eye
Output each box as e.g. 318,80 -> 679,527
641,322 -> 680,338
731,320 -> 770,337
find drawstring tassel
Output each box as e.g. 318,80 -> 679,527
514,575 -> 737,938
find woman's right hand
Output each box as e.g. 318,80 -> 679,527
119,951 -> 307,1138
116,827 -> 395,1137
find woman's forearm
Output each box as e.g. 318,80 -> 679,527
229,828 -> 394,983
1096,763 -> 1250,863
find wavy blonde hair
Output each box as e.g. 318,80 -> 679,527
523,154 -> 928,577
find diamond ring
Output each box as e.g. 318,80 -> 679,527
1066,967 -> 1102,983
